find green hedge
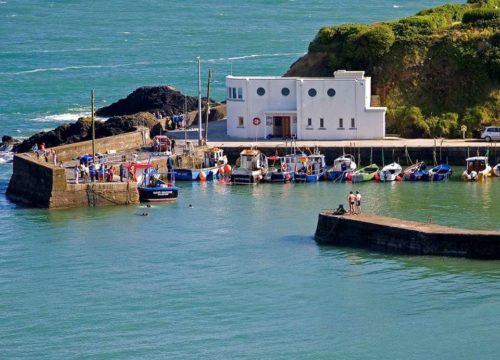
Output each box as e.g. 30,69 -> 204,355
462,9 -> 500,23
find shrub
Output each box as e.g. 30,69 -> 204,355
396,107 -> 431,138
428,113 -> 459,137
462,9 -> 500,23
344,25 -> 395,67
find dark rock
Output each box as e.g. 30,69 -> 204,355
189,105 -> 226,128
95,86 -> 219,118
150,122 -> 165,137
2,135 -> 14,144
12,112 -> 160,153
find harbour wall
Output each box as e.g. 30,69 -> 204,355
218,145 -> 500,166
315,211 -> 500,259
7,129 -> 148,208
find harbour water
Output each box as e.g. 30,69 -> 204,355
1,0 -> 499,358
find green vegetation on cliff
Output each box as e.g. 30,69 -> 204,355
286,0 -> 500,138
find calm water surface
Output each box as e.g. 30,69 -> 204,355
1,0 -> 499,358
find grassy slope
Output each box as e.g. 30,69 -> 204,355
285,0 -> 500,138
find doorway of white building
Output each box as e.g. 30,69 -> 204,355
273,116 -> 291,137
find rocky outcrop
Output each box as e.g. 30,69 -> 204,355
95,85 -> 219,118
12,112 -> 159,153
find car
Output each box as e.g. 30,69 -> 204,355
152,135 -> 171,152
481,126 -> 500,142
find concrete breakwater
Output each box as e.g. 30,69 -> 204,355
315,211 -> 500,259
6,129 -> 149,208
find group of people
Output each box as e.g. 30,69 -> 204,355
74,162 -> 115,184
347,190 -> 362,214
32,143 -> 59,166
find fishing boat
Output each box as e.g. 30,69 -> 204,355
263,155 -> 293,183
426,163 -> 452,181
379,162 -> 402,182
293,152 -> 328,183
494,163 -> 500,177
137,165 -> 178,202
462,156 -> 492,181
402,161 -> 428,181
231,149 -> 268,184
327,154 -> 357,182
175,146 -> 228,181
352,164 -> 379,183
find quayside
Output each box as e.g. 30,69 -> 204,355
315,211 -> 500,259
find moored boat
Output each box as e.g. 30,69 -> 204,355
137,166 -> 178,202
264,155 -> 293,183
494,163 -> 500,177
293,152 -> 327,183
462,156 -> 491,181
352,164 -> 379,183
427,163 -> 452,181
402,161 -> 428,181
231,149 -> 268,184
175,147 -> 228,181
379,162 -> 402,182
327,154 -> 357,182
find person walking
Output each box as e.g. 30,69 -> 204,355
347,191 -> 356,214
355,191 -> 362,214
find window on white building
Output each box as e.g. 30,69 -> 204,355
257,87 -> 266,96
320,118 -> 325,128
227,87 -> 243,100
307,118 -> 312,127
339,118 -> 344,129
238,116 -> 244,127
351,118 -> 355,129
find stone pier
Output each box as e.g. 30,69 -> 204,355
315,211 -> 500,259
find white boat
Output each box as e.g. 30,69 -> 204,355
231,149 -> 268,184
462,156 -> 491,181
379,162 -> 402,182
327,154 -> 357,181
494,163 -> 500,177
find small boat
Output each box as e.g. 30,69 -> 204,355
264,155 -> 293,183
327,154 -> 357,182
294,152 -> 328,183
352,164 -> 379,183
175,147 -> 228,181
427,163 -> 452,181
379,162 -> 402,182
231,149 -> 268,184
137,166 -> 178,202
402,161 -> 428,181
462,156 -> 492,181
494,163 -> 500,177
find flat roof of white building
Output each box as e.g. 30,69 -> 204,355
227,70 -> 367,81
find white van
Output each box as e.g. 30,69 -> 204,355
481,126 -> 500,142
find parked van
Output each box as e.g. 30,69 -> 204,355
481,126 -> 500,142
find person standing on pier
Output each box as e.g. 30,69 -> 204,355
347,191 -> 356,214
355,191 -> 362,214
74,164 -> 79,184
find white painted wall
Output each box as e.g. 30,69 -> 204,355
226,71 -> 385,140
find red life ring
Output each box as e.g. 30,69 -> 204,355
252,117 -> 261,126
281,163 -> 287,172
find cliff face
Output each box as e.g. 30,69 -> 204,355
285,0 -> 500,138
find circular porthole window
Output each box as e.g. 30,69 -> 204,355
257,87 -> 266,96
327,88 -> 336,97
308,88 -> 317,97
281,87 -> 290,96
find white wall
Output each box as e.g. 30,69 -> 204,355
226,73 -> 386,140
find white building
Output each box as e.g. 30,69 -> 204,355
226,70 -> 386,140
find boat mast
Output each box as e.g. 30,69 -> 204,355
91,90 -> 95,164
204,68 -> 212,144
197,56 -> 202,146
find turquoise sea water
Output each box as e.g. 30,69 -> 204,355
1,1 -> 500,359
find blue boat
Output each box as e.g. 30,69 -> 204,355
327,154 -> 357,182
403,162 -> 428,181
426,163 -> 453,181
294,152 -> 328,183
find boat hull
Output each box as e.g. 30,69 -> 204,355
138,187 -> 178,202
175,167 -> 220,181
